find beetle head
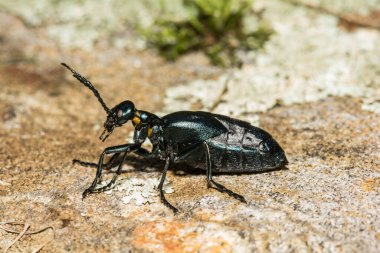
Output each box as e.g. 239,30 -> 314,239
62,63 -> 136,142
100,100 -> 135,141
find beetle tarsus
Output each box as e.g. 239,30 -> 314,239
157,157 -> 179,214
160,191 -> 178,214
209,180 -> 247,204
87,180 -> 115,194
81,181 -> 115,199
82,187 -> 94,199
73,159 -> 97,168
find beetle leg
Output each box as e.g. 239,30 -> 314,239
89,152 -> 128,193
73,153 -> 121,170
158,157 -> 178,213
74,153 -> 122,184
204,142 -> 247,204
82,143 -> 141,199
74,146 -> 153,169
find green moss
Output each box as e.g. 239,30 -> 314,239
144,0 -> 273,66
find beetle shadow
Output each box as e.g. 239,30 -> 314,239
171,163 -> 289,177
105,155 -> 288,176
102,155 -> 164,174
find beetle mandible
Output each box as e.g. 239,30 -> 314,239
62,63 -> 288,213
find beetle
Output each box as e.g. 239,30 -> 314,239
62,63 -> 288,213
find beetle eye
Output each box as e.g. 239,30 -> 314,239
259,141 -> 270,153
117,110 -> 123,118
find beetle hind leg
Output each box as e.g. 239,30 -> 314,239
204,142 -> 247,204
208,180 -> 247,203
158,157 -> 178,213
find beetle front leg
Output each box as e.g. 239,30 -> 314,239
73,153 -> 121,170
158,157 -> 178,213
204,142 -> 247,204
82,143 -> 141,199
74,146 -> 153,169
88,152 -> 128,193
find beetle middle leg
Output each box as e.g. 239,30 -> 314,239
82,143 -> 141,199
204,142 -> 247,204
158,157 -> 178,213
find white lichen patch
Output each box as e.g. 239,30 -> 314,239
0,179 -> 11,186
99,175 -> 173,206
362,97 -> 380,114
164,0 -> 380,118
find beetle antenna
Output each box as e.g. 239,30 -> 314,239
61,63 -> 110,114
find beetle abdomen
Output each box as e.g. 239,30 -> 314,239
206,132 -> 262,173
162,112 -> 287,173
209,131 -> 287,172
207,116 -> 288,172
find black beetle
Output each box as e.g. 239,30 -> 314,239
62,63 -> 288,213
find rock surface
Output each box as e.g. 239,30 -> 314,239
1,0 -> 379,252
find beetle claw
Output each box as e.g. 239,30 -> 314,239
234,194 -> 247,204
82,188 -> 94,200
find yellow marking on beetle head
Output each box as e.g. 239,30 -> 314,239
148,127 -> 153,137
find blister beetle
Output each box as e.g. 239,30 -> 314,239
62,63 -> 288,213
